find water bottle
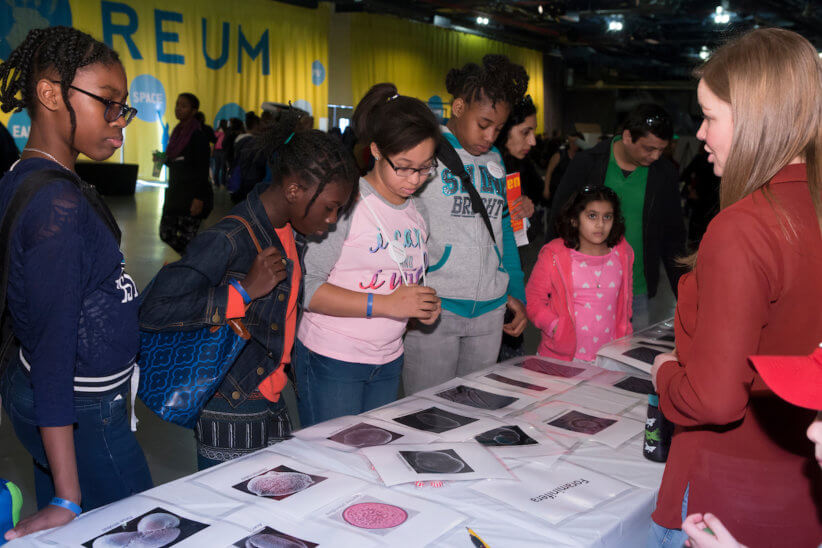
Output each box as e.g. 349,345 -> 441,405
643,394 -> 674,462
0,478 -> 22,546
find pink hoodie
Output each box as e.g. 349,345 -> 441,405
526,237 -> 634,361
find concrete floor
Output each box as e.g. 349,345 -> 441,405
0,185 -> 675,518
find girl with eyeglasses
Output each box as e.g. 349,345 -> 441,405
293,83 -> 441,426
525,187 -> 634,362
0,26 -> 151,540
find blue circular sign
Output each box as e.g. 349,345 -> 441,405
213,103 -> 246,128
0,0 -> 72,60
428,95 -> 444,122
311,60 -> 326,86
292,99 -> 313,117
8,110 -> 31,152
129,75 -> 166,123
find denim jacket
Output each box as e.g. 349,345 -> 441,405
139,184 -> 305,407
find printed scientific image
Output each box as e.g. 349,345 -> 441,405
614,376 -> 655,395
622,346 -> 664,364
436,385 -> 518,410
520,358 -> 585,378
328,422 -> 403,448
548,410 -> 617,435
399,449 -> 475,474
393,406 -> 478,434
84,508 -> 208,548
232,465 -> 326,500
475,425 -> 538,447
328,495 -> 419,537
233,526 -> 318,548
484,373 -> 547,392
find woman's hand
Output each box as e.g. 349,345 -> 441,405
682,513 -> 747,548
4,505 -> 77,541
510,196 -> 535,221
243,247 -> 287,300
503,296 -> 528,337
651,350 -> 678,391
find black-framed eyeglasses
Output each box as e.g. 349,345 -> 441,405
384,156 -> 438,178
55,82 -> 138,126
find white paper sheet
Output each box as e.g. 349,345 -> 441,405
504,355 -> 606,385
465,367 -> 574,399
138,481 -> 246,520
293,415 -> 440,452
550,383 -> 644,415
364,398 -> 501,440
319,485 -> 467,547
445,417 -> 569,459
359,442 -> 512,486
41,495 -> 216,547
521,401 -> 643,448
471,460 -> 632,525
415,377 -> 540,418
191,451 -> 367,518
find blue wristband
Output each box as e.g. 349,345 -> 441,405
229,279 -> 252,304
50,497 -> 82,516
366,293 -> 374,318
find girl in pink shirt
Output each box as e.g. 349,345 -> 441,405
526,187 -> 634,361
295,83 -> 442,426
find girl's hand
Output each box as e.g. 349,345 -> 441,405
503,296 -> 527,337
418,297 -> 442,325
190,198 -> 204,217
4,504 -> 77,541
682,513 -> 747,548
244,247 -> 288,300
511,196 -> 535,221
383,285 -> 439,320
651,350 -> 678,391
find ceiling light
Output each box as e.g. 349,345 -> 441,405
608,20 -> 624,32
476,16 -> 489,25
699,46 -> 711,60
538,5 -> 543,15
713,6 -> 731,24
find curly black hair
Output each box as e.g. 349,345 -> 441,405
555,186 -> 626,250
494,94 -> 537,152
255,108 -> 360,216
445,54 -> 529,107
0,26 -> 121,144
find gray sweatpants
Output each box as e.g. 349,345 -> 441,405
403,306 -> 506,395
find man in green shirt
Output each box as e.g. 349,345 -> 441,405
547,104 -> 687,329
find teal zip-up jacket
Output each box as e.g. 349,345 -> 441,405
416,126 -> 526,318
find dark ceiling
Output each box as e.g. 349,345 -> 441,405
324,0 -> 822,86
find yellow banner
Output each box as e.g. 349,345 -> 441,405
0,0 -> 330,178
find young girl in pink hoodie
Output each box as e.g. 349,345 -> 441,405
526,186 -> 634,361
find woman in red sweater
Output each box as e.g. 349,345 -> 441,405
649,28 -> 822,547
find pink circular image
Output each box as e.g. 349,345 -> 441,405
342,502 -> 408,530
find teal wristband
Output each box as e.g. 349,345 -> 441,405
50,497 -> 81,516
366,293 -> 374,318
229,279 -> 252,304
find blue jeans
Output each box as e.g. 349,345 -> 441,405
0,364 -> 152,512
647,485 -> 690,548
294,339 -> 403,428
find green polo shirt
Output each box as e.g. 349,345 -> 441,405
604,136 -> 648,296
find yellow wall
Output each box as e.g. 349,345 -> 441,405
348,13 -> 545,133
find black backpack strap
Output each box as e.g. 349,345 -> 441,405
436,138 -> 497,245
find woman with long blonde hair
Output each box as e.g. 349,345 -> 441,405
649,28 -> 822,547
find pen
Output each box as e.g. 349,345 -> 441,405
467,527 -> 490,548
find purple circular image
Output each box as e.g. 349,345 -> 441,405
247,471 -> 314,497
342,426 -> 393,447
411,451 -> 466,473
342,502 -> 408,530
245,533 -> 308,548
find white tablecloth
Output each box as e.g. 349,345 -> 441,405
8,357 -> 665,548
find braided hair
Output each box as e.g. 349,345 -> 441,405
256,109 -> 359,215
0,26 -> 121,144
445,54 -> 529,108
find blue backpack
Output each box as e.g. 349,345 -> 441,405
0,478 -> 22,546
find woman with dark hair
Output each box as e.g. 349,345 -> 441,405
294,83 -> 442,426
525,187 -> 633,362
158,92 -> 213,254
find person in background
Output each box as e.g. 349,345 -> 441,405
212,119 -> 228,187
681,343 -> 822,548
140,110 -> 359,470
649,28 -> 822,548
526,187 -> 633,362
548,104 -> 686,330
295,83 -> 441,427
0,26 -> 151,541
158,92 -> 213,255
194,111 -> 216,145
544,131 -> 583,207
403,54 -> 531,394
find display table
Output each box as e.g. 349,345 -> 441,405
596,318 -> 676,374
8,356 -> 665,548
